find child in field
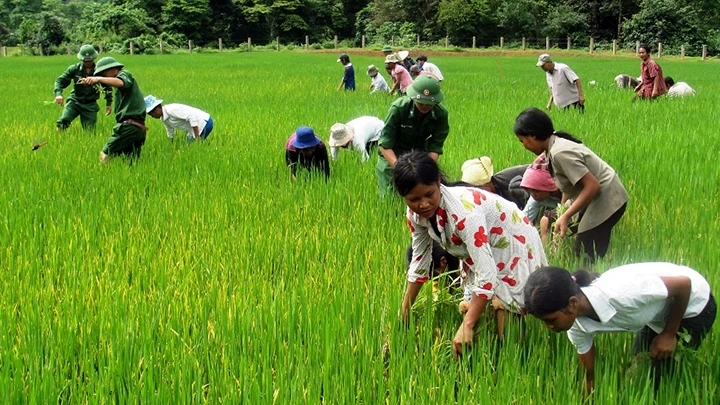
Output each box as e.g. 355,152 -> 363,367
520,154 -> 562,244
664,77 -> 696,97
336,53 -> 355,91
514,107 -> 628,263
285,126 -> 330,181
524,263 -> 716,394
366,65 -> 389,94
144,95 -> 214,142
397,151 -> 547,357
81,57 -> 146,163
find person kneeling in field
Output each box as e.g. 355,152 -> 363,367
285,126 -> 330,181
80,57 -> 147,163
524,263 -> 716,395
397,151 -> 547,358
461,156 -> 529,210
520,154 -> 563,244
664,77 -> 696,98
328,116 -> 383,163
144,95 -> 214,142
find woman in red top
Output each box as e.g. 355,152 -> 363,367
634,43 -> 667,100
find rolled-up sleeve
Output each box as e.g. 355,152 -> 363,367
407,211 -> 433,284
568,324 -> 593,354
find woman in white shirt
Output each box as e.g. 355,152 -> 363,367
524,263 -> 716,394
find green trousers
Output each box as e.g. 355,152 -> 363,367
56,98 -> 100,130
376,156 -> 395,198
102,123 -> 146,158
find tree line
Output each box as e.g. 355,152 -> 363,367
1,0 -> 718,56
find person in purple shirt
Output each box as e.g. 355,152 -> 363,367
336,53 -> 355,91
285,126 -> 330,181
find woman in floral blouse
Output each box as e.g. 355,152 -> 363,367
396,151 -> 548,358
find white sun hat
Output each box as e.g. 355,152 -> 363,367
329,123 -> 354,147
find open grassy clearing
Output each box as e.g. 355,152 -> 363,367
0,52 -> 718,403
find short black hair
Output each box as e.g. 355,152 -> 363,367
638,43 -> 651,54
417,55 -> 427,62
664,76 -> 675,87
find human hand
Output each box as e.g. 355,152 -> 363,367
55,95 -> 64,106
578,96 -> 585,105
105,106 -> 111,116
650,332 -> 678,360
81,77 -> 99,85
553,214 -> 569,237
452,322 -> 474,360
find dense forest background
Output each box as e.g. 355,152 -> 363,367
1,0 -> 719,55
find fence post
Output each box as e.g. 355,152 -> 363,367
129,41 -> 134,55
39,44 -> 44,56
566,37 -> 571,51
417,35 -> 420,48
546,37 -> 549,50
612,39 -> 617,55
522,37 -> 526,51
472,36 -> 476,49
635,40 -> 639,55
99,43 -> 103,54
702,45 -> 707,60
334,35 -> 338,49
500,36 -> 504,49
361,35 -> 365,49
656,42 -> 661,58
66,43 -> 71,55
159,40 -> 163,53
247,37 -> 251,51
2,47 -> 6,57
681,45 -> 685,59
218,38 -> 223,52
445,36 -> 448,47
276,37 -> 280,51
589,38 -> 594,54
305,36 -> 309,50
188,40 -> 192,53
391,36 -> 394,47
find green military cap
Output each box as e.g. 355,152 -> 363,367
94,57 -> 124,75
381,45 -> 392,53
77,44 -> 99,61
406,75 -> 444,105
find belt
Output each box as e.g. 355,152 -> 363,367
122,119 -> 148,132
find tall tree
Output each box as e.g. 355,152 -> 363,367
162,0 -> 212,44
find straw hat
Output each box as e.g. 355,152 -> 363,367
329,123 -> 354,147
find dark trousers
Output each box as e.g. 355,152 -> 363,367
633,294 -> 716,390
574,203 -> 626,263
564,101 -> 585,113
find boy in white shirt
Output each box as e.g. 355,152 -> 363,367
366,65 -> 389,94
416,55 -> 444,81
664,77 -> 696,97
144,95 -> 214,142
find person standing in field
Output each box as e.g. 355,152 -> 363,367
285,126 -> 330,181
385,54 -> 413,96
396,151 -> 547,356
336,53 -> 355,91
524,263 -> 716,394
366,65 -> 389,94
328,116 -> 383,163
80,57 -> 147,163
536,54 -> 585,112
144,95 -> 214,142
377,75 -> 448,196
416,55 -> 444,81
54,44 -> 112,130
634,43 -> 667,100
514,107 -> 628,263
664,77 -> 695,97
461,156 -> 529,210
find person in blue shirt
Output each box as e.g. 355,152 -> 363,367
336,53 -> 355,91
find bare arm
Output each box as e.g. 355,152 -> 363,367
578,344 -> 596,396
401,281 -> 423,324
575,79 -> 585,104
379,146 -> 398,168
82,76 -> 124,88
428,152 -> 439,161
452,295 -> 489,359
650,276 -> 692,360
555,172 -> 601,236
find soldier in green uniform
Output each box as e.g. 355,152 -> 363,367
80,57 -> 147,163
376,75 -> 449,196
54,44 -> 112,130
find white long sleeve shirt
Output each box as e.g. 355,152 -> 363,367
161,103 -> 211,139
420,61 -> 444,81
330,116 -> 384,163
668,82 -> 695,97
370,74 -> 389,93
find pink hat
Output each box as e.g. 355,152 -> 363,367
521,154 -> 557,192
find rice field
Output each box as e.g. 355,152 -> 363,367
0,50 -> 718,404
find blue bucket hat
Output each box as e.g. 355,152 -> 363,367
144,95 -> 163,113
292,127 -> 321,149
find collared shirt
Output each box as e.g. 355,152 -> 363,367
545,62 -> 580,108
668,82 -> 695,97
492,165 -> 530,209
330,116 -> 383,163
370,74 -> 389,93
54,62 -> 112,105
342,63 -> 355,90
639,58 -> 667,98
546,135 -> 628,233
407,185 -> 547,312
114,70 -> 146,123
567,262 -> 712,354
378,96 -> 449,159
285,134 -> 330,179
420,61 -> 444,81
161,104 -> 211,139
391,64 -> 413,93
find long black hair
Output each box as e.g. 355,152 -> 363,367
513,107 -> 583,144
393,151 -> 445,196
524,266 -> 599,316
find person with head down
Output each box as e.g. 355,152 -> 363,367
285,126 -> 330,181
54,44 -> 112,130
377,75 -> 449,196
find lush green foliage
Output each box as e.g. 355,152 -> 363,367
0,52 -> 718,403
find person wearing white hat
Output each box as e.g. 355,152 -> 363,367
145,95 -> 213,142
536,53 -> 585,112
385,54 -> 413,95
397,50 -> 416,72
461,156 -> 529,209
329,116 -> 384,163
366,65 -> 389,94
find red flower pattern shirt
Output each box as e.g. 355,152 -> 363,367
407,185 -> 548,313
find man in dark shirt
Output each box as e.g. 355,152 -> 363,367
285,127 -> 330,181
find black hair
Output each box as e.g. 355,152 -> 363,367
405,242 -> 460,274
393,151 -> 445,196
523,266 -> 599,316
664,76 -> 675,87
638,43 -> 651,54
513,107 -> 583,144
417,55 -> 427,62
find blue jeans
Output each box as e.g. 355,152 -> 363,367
200,117 -> 214,139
